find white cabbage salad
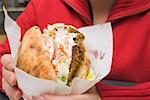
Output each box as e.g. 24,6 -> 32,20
42,23 -> 78,85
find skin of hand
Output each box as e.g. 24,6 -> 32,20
1,54 -> 22,100
1,55 -> 101,100
33,86 -> 101,100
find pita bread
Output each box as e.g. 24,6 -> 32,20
17,26 -> 56,80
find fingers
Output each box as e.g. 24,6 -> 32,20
86,86 -> 101,100
2,78 -> 22,100
1,54 -> 22,100
33,95 -> 77,100
33,94 -> 97,100
33,86 -> 101,100
1,54 -> 15,71
1,54 -> 21,100
33,92 -> 101,100
87,86 -> 98,93
2,67 -> 17,86
33,95 -> 99,100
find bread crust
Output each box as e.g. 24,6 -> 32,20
17,26 -> 56,80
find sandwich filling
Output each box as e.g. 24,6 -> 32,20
42,23 -> 84,85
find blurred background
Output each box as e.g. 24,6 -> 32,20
0,0 -> 29,43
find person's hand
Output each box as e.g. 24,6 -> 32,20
1,54 -> 22,100
33,86 -> 101,100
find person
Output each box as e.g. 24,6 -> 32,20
0,0 -> 150,100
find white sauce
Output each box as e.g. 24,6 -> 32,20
42,23 -> 77,83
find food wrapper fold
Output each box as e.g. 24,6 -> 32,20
3,7 -> 113,97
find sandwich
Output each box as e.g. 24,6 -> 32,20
16,23 -> 95,86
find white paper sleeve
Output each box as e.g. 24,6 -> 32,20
3,7 -> 113,98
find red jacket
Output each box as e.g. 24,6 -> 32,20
0,0 -> 150,99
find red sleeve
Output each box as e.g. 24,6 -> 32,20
0,0 -> 37,92
96,82 -> 150,100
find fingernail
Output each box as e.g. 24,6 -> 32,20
39,96 -> 45,100
8,63 -> 14,70
9,75 -> 14,82
9,75 -> 13,82
9,76 -> 16,86
16,91 -> 21,99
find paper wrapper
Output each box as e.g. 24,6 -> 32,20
3,7 -> 113,97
